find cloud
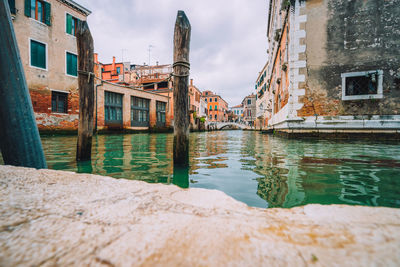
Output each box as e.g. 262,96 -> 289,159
78,0 -> 268,105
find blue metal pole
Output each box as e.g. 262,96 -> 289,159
0,0 -> 47,168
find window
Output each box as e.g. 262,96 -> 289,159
205,98 -> 207,102
131,97 -> 150,127
66,52 -> 77,77
341,70 -> 383,100
214,98 -> 217,102
66,13 -> 79,36
209,115 -> 212,120
104,91 -> 123,126
51,91 -> 68,113
209,98 -> 212,102
209,105 -> 212,110
25,0 -> 51,25
156,101 -> 166,126
214,114 -> 217,119
247,99 -> 251,105
116,67 -> 120,75
8,0 -> 16,14
30,39 -> 46,69
214,105 -> 217,111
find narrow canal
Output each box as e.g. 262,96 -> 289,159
2,130 -> 400,208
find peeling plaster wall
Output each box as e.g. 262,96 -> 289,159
299,0 -> 400,117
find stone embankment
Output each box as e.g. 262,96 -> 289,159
1,165 -> 399,266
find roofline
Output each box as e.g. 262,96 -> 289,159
58,0 -> 91,16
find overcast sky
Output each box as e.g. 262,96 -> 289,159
77,0 -> 268,106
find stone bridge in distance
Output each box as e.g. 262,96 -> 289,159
208,122 -> 250,130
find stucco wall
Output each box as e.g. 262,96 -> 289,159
299,0 -> 400,117
12,0 -> 88,130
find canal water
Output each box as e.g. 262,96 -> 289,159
2,130 -> 400,208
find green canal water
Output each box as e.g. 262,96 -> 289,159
2,130 -> 400,208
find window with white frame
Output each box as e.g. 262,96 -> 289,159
30,39 -> 46,69
341,70 -> 383,100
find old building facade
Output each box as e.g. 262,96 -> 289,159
242,94 -> 256,126
93,57 -> 172,130
9,0 -> 91,131
256,0 -> 400,136
202,91 -> 229,122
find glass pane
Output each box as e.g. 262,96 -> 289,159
37,1 -> 43,22
31,0 -> 35,18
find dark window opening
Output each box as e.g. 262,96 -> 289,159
143,83 -> 155,90
214,98 -> 217,102
131,97 -> 150,127
156,101 -> 166,127
116,67 -> 120,75
105,91 -> 123,126
51,91 -> 68,113
345,75 -> 377,96
158,81 -> 168,89
8,0 -> 16,14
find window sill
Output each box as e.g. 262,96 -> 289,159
342,94 -> 383,101
29,18 -> 48,27
51,112 -> 69,115
66,33 -> 77,38
30,65 -> 48,71
66,74 -> 78,78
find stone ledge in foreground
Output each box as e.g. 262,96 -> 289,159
0,165 -> 399,266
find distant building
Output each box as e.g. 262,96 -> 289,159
202,91 -> 229,122
93,56 -> 171,130
242,94 -> 256,126
255,0 -> 400,136
9,0 -> 91,131
100,56 -> 130,84
189,79 -> 202,128
231,104 -> 244,123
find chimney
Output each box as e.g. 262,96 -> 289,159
94,53 -> 98,64
112,56 -> 116,71
190,79 -> 193,86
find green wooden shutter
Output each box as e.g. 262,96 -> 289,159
24,0 -> 31,17
66,14 -> 72,34
44,1 -> 51,26
72,54 -> 77,76
8,0 -> 16,14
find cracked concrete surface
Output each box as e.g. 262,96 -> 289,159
0,165 -> 399,266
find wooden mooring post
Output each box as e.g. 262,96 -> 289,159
76,20 -> 94,161
0,0 -> 47,168
173,10 -> 191,167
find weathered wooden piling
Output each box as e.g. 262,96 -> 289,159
76,20 -> 95,161
0,0 -> 47,168
173,10 -> 191,167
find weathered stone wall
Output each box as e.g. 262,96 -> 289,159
299,0 -> 400,117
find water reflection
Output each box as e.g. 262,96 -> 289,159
2,131 -> 399,208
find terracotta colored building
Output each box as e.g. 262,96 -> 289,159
93,57 -> 171,130
189,79 -> 202,126
202,91 -> 228,122
9,0 -> 91,131
100,56 -> 129,84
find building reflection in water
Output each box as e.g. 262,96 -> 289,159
32,131 -> 400,209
